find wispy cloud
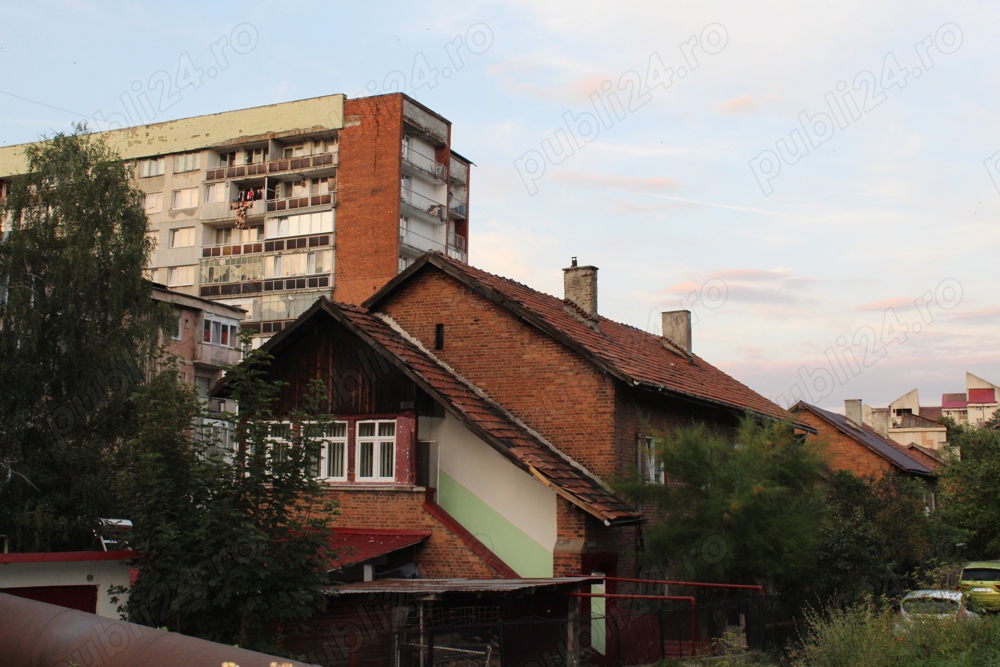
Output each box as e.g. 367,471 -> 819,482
551,170 -> 678,192
856,297 -> 918,312
717,94 -> 756,115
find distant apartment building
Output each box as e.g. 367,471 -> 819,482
0,93 -> 471,342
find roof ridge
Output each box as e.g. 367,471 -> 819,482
373,312 -> 619,495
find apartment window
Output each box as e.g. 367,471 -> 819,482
144,192 -> 163,213
203,317 -> 240,347
283,144 -> 305,159
167,265 -> 195,287
215,225 -> 262,246
402,135 -> 410,160
244,147 -> 267,164
173,152 -> 201,173
306,422 -> 348,481
219,151 -> 237,167
171,316 -> 182,340
199,255 -> 264,284
265,211 -> 334,239
264,250 -> 332,278
205,183 -> 226,204
640,436 -> 663,484
0,180 -> 11,198
137,158 -> 165,178
170,227 -> 196,248
356,420 -> 396,482
172,188 -> 198,210
146,230 -> 159,251
310,177 -> 330,195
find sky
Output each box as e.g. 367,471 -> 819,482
2,1 -> 998,412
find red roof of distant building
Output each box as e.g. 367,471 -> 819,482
0,551 -> 135,564
366,253 -> 796,424
326,529 -> 431,569
942,393 -> 968,409
969,388 -> 997,404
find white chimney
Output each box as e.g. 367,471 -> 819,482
845,399 -> 862,428
563,258 -> 598,319
661,310 -> 692,355
872,410 -> 890,438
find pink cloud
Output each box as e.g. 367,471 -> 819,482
717,94 -> 756,115
856,297 -> 917,312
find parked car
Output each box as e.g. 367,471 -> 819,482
959,561 -> 1000,612
899,590 -> 978,623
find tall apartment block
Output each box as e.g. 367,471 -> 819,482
0,93 -> 471,341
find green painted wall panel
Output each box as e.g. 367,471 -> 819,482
437,471 -> 553,577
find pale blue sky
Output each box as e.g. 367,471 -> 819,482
3,1 -> 998,411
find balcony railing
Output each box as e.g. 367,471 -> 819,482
266,191 -> 335,213
402,147 -> 447,181
194,342 -> 242,368
399,227 -> 444,255
447,231 -> 467,263
401,188 -> 446,222
448,195 -> 468,218
205,151 -> 338,181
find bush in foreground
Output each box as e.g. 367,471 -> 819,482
796,601 -> 1000,667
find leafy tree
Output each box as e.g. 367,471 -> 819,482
0,126 -> 167,551
620,416 -> 827,596
117,345 -> 336,654
939,425 -> 1000,559
814,471 -> 933,604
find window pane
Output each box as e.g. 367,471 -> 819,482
358,423 -> 375,438
359,442 -> 374,478
203,320 -> 211,342
328,442 -> 345,478
379,422 -> 396,437
379,441 -> 395,478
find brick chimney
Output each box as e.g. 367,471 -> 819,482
844,399 -> 862,428
661,311 -> 692,355
563,258 -> 598,319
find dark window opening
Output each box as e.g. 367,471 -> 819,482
434,323 -> 444,350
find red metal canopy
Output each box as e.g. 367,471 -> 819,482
327,528 -> 431,569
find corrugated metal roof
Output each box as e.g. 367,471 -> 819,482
327,577 -> 598,595
327,529 -> 431,569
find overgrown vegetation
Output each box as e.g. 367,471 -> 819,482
795,601 -> 1000,667
939,425 -> 1000,558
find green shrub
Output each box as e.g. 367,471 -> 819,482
795,601 -> 1000,667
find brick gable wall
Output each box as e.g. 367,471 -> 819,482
377,268 -> 619,478
793,410 -> 894,478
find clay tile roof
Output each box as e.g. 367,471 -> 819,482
790,401 -> 935,476
242,298 -> 640,526
942,393 -> 968,409
366,253 -> 794,424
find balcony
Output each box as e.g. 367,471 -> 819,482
201,198 -> 266,222
401,188 -> 446,223
400,227 -> 445,256
448,194 -> 468,219
266,191 -> 335,213
402,147 -> 447,182
205,151 -> 338,182
447,231 -> 467,263
449,156 -> 469,184
194,342 -> 242,369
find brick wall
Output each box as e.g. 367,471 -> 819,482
323,487 -> 502,579
377,268 -> 620,477
793,410 -> 894,478
334,95 -> 405,306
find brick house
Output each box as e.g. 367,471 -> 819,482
216,252 -> 802,583
789,400 -> 939,506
